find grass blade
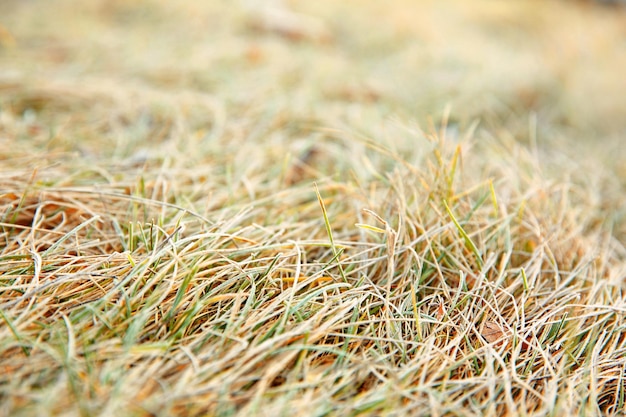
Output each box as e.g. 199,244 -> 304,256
443,199 -> 483,268
314,183 -> 347,282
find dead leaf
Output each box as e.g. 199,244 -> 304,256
482,321 -> 506,344
436,301 -> 445,321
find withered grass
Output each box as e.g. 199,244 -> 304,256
1,1 -> 625,416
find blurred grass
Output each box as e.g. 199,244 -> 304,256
3,0 -> 626,136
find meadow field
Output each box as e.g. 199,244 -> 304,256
1,1 -> 625,416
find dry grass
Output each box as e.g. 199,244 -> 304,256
1,1 -> 625,416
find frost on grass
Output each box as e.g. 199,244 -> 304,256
1,1 -> 625,416
0,83 -> 624,416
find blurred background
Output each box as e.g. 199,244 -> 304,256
0,0 -> 625,163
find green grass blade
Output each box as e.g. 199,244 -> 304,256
443,199 -> 483,268
315,183 -> 347,282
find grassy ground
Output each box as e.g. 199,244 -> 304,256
1,1 -> 625,416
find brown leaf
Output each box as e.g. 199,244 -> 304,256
482,321 -> 505,344
435,300 -> 446,321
